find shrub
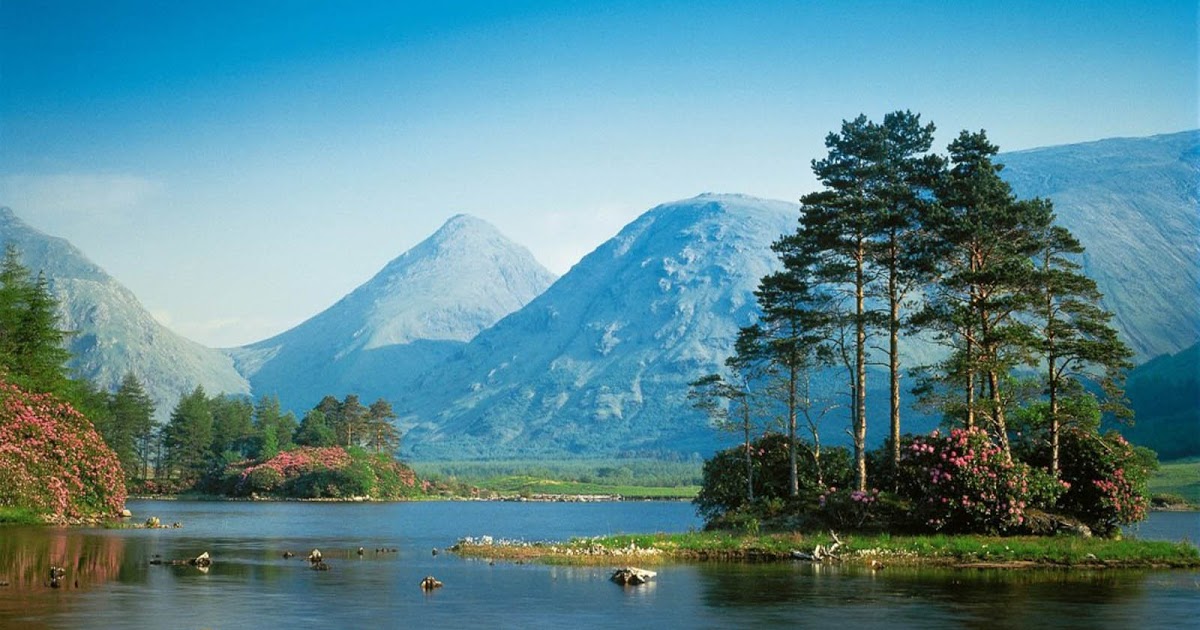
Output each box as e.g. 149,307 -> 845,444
0,378 -> 126,518
1052,428 -> 1151,536
694,432 -> 852,523
897,428 -> 1057,534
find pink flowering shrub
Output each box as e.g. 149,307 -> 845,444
0,378 -> 126,518
818,486 -> 881,529
231,446 -> 422,499
897,428 -> 1059,534
1053,428 -> 1150,536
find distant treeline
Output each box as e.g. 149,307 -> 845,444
412,458 -> 703,488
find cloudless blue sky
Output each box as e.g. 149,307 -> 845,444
1,0 -> 1195,346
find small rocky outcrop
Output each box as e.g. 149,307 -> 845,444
610,567 -> 656,586
49,566 -> 66,588
420,576 -> 443,590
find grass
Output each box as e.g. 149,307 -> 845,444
0,506 -> 45,525
467,475 -> 698,499
452,529 -> 1200,568
1148,457 -> 1200,505
412,459 -> 703,499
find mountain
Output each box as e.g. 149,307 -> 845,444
1114,341 -> 1200,460
391,132 -> 1198,460
229,214 -> 557,412
1000,130 -> 1199,360
0,207 -> 250,417
396,194 -> 799,459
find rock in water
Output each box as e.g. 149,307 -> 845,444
610,567 -> 656,586
308,549 -> 323,564
420,576 -> 443,590
190,552 -> 211,568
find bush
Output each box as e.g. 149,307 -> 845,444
897,428 -> 1059,534
0,378 -> 126,519
1052,429 -> 1151,536
694,432 -> 852,523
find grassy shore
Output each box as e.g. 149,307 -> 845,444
1149,458 -> 1200,505
452,530 -> 1200,568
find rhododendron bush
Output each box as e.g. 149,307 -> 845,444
211,446 -> 421,499
1052,428 -> 1151,536
897,428 -> 1061,534
0,378 -> 126,518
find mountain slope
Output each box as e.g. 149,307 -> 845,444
1000,130 -> 1199,360
230,214 -> 557,412
397,194 -> 799,459
1114,342 -> 1200,460
0,207 -> 250,416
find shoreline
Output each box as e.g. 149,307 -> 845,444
450,530 -> 1200,570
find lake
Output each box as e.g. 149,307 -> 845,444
1,501 -> 1197,628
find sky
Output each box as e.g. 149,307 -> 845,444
1,0 -> 1196,347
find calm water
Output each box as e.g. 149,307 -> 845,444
1,501 -> 1197,629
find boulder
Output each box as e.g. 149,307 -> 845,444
420,576 -> 443,590
189,552 -> 211,568
308,549 -> 323,564
610,567 -> 656,586
120,508 -> 132,518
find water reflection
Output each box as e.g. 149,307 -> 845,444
1,503 -> 1196,629
0,527 -> 126,592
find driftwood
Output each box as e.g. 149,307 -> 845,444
791,531 -> 844,563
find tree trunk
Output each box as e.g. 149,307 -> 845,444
889,272 -> 901,478
854,245 -> 868,492
788,363 -> 799,497
987,368 -> 1012,462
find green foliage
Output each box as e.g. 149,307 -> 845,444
896,428 -> 1058,534
162,386 -> 213,483
1045,429 -> 1151,536
694,433 -> 852,522
294,409 -> 336,447
0,246 -> 72,396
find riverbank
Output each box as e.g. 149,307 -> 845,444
451,530 -> 1200,569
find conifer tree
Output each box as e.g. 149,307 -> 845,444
921,130 -> 1053,461
163,386 -> 213,482
109,372 -> 156,479
1031,222 -> 1134,473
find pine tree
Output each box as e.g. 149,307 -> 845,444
163,386 -> 213,482
1031,222 -> 1134,473
921,130 -> 1053,461
109,372 -> 156,479
365,398 -> 401,453
0,246 -> 71,394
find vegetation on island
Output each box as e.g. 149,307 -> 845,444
689,112 -> 1156,539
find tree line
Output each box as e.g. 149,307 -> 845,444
694,111 -> 1133,500
0,245 -> 403,489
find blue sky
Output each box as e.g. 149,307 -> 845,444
1,0 -> 1196,347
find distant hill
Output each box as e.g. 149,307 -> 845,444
1000,130 -> 1199,360
1117,342 -> 1200,460
0,207 -> 250,417
228,214 -> 557,413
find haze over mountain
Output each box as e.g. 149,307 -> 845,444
228,214 -> 557,412
0,207 -> 250,417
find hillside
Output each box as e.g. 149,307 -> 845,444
0,208 -> 250,416
397,194 -> 800,459
229,214 -> 557,412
